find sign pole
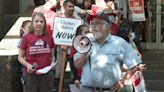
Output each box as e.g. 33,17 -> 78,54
58,48 -> 67,92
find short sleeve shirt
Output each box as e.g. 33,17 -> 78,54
74,35 -> 142,88
20,33 -> 55,71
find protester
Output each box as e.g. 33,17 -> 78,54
74,12 -> 146,92
102,8 -> 121,35
118,22 -> 143,92
18,12 -> 56,92
118,22 -> 142,58
18,20 -> 31,48
74,0 -> 92,16
70,24 -> 90,88
33,0 -> 82,91
19,20 -> 31,38
83,0 -> 92,10
108,10 -> 119,35
119,20 -> 142,55
104,0 -> 119,10
76,0 -> 95,25
17,20 -> 31,87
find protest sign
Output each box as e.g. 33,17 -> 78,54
53,17 -> 83,46
129,0 -> 146,21
131,71 -> 147,92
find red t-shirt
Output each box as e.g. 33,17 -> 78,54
77,68 -> 82,79
20,33 -> 55,72
110,23 -> 119,35
70,47 -> 76,58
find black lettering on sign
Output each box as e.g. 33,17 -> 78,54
62,21 -> 75,26
56,32 -> 75,39
61,25 -> 74,30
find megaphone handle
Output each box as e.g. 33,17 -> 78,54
31,63 -> 38,69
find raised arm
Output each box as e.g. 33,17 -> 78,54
74,53 -> 89,68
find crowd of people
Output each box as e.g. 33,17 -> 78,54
18,0 -> 147,92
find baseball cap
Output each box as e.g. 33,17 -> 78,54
87,12 -> 111,24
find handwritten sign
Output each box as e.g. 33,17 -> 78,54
53,17 -> 83,46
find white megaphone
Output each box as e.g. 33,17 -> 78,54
73,33 -> 95,53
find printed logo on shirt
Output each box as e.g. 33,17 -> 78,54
29,39 -> 51,55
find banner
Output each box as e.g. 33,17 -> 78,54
53,17 -> 83,46
129,0 -> 146,21
131,71 -> 147,92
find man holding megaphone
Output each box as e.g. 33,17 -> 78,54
73,12 -> 146,92
73,21 -> 105,54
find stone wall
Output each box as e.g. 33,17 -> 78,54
0,55 -> 22,92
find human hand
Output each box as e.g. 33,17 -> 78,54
111,80 -> 124,92
138,64 -> 147,72
60,45 -> 67,51
74,79 -> 80,88
26,63 -> 36,73
50,61 -> 56,69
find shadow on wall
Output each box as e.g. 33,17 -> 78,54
0,14 -> 19,41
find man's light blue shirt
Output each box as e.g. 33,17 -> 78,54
74,34 -> 142,88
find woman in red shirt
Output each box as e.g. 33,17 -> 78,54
18,12 -> 56,92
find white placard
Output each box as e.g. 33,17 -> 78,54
131,71 -> 147,92
36,66 -> 52,74
53,17 -> 83,46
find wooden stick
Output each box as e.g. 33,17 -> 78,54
58,48 -> 67,92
